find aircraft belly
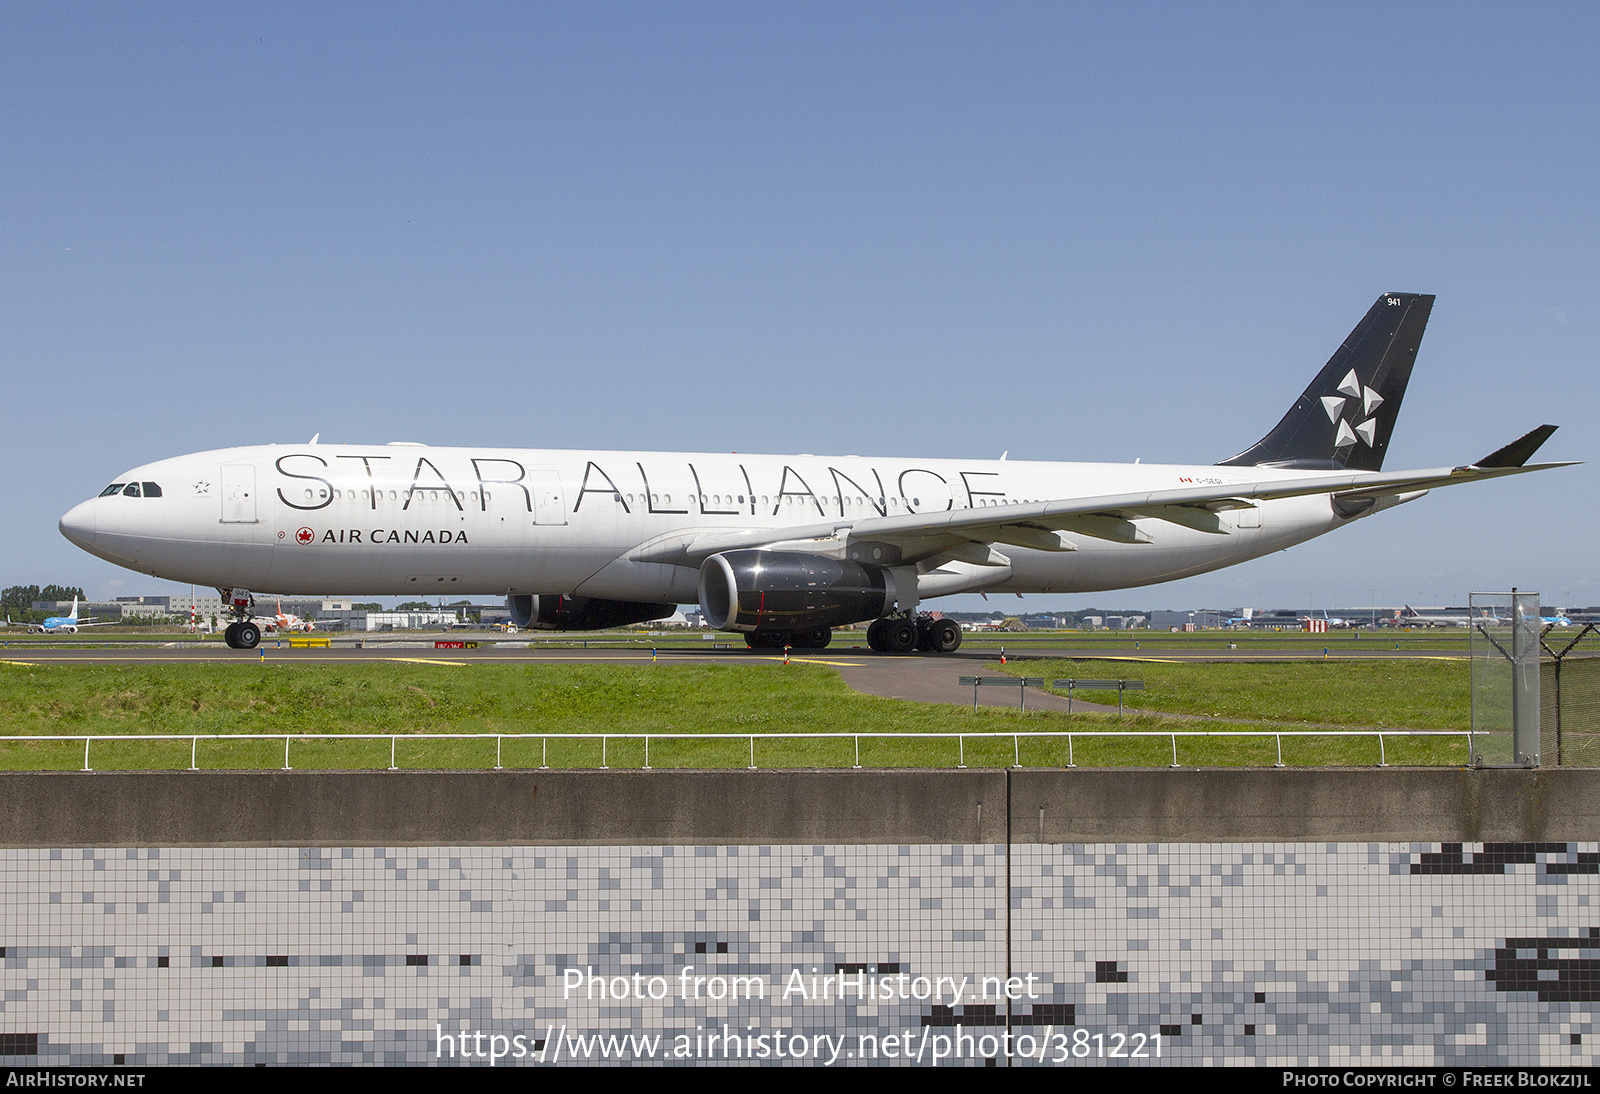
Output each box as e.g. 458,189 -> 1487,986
112,536 -> 274,589
573,557 -> 699,603
991,540 -> 1246,595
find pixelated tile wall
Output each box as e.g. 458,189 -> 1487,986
0,842 -> 1593,1065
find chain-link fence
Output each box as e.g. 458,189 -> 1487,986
1542,623 -> 1600,766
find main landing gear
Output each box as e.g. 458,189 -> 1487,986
740,616 -> 962,654
865,614 -> 963,654
745,626 -> 832,651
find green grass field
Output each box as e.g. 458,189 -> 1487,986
0,658 -> 1472,771
1003,657 -> 1469,729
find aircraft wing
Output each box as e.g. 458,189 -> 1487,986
629,447 -> 1572,568
839,459 -> 1573,564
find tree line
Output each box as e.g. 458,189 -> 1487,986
1,585 -> 88,623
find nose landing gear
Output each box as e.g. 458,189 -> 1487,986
219,588 -> 262,649
223,620 -> 262,650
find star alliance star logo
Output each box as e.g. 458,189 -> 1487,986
1321,368 -> 1383,450
192,481 -> 212,496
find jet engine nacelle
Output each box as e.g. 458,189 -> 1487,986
506,594 -> 674,631
698,550 -> 888,633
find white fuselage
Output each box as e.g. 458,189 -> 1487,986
58,443 -> 1378,603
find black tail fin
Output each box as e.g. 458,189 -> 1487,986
1218,293 -> 1435,471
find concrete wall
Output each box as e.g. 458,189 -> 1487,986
2,767 -> 1596,846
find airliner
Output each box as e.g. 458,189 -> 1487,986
270,597 -> 314,633
19,597 -> 113,635
1399,605 -> 1502,628
58,294 -> 1571,652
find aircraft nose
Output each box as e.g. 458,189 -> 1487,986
59,500 -> 97,550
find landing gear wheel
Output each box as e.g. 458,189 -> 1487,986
804,626 -> 832,650
866,619 -> 888,652
224,622 -> 242,649
236,622 -> 262,650
931,618 -> 963,653
885,619 -> 919,653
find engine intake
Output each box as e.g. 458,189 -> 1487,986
698,550 -> 887,632
506,594 -> 673,631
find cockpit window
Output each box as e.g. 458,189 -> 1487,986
141,482 -> 162,497
122,483 -> 142,497
99,484 -> 125,497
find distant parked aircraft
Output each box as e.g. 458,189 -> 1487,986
270,597 -> 314,632
19,598 -> 114,634
1400,605 -> 1497,627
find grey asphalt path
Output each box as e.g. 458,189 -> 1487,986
828,650 -> 1127,714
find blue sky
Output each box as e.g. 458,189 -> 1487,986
4,3 -> 1595,611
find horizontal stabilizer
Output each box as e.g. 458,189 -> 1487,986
1475,425 -> 1558,468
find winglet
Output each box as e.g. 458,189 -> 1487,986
1474,425 -> 1558,468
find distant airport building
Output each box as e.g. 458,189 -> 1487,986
110,594 -> 226,620
1149,610 -> 1228,631
317,608 -> 466,631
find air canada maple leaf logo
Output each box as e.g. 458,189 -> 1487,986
295,527 -> 314,544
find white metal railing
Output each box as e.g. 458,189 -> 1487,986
0,730 -> 1472,772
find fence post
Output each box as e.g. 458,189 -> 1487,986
1541,622 -> 1598,767
1553,658 -> 1563,766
